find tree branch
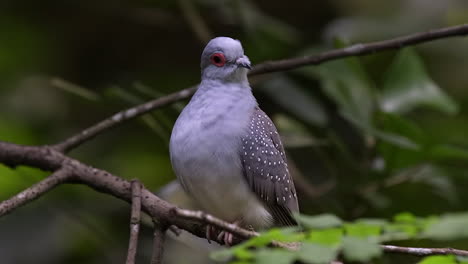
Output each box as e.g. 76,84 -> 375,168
250,24 -> 468,75
0,141 -> 229,245
382,245 -> 468,257
52,24 -> 468,153
151,223 -> 167,264
174,207 -> 299,249
52,85 -> 197,153
0,167 -> 71,216
173,208 -> 259,240
126,180 -> 142,264
2,141 -> 468,258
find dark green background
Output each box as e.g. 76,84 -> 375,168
1,0 -> 468,263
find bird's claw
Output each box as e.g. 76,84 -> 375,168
205,224 -> 236,246
217,230 -> 234,246
206,225 -> 217,244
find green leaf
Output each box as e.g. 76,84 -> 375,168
274,114 -> 320,148
233,246 -> 255,260
255,249 -> 296,264
375,112 -> 424,169
295,213 -> 343,230
394,212 -> 416,223
308,228 -> 343,246
429,144 -> 468,161
297,243 -> 338,264
380,48 -> 458,115
424,213 -> 468,240
211,243 -> 256,262
418,255 -> 456,264
260,74 -> 327,126
384,223 -> 419,239
51,78 -> 100,101
245,227 -> 303,248
357,218 -> 389,227
372,129 -> 420,150
341,236 -> 382,262
411,165 -> 458,203
302,42 -> 375,127
344,223 -> 381,238
344,111 -> 420,150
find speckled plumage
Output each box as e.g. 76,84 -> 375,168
170,37 -> 298,230
242,107 -> 298,226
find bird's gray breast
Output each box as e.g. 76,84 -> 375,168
169,84 -> 272,227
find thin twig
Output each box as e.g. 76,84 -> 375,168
151,223 -> 167,264
0,167 -> 71,216
382,245 -> 468,257
173,207 -> 259,239
52,86 -> 197,153
126,180 -> 142,264
173,207 -> 299,250
52,24 -> 468,153
249,24 -> 468,75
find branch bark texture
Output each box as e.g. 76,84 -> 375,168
126,180 -> 142,264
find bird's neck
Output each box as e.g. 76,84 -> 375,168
201,67 -> 250,85
189,79 -> 257,121
197,78 -> 252,100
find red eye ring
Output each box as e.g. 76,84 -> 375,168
210,53 -> 226,67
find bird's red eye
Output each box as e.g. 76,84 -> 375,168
210,53 -> 226,67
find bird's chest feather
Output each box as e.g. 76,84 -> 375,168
172,99 -> 249,165
170,85 -> 255,177
169,86 -> 272,226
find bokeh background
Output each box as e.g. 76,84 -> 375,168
1,0 -> 468,263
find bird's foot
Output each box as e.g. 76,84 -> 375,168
205,221 -> 240,246
217,230 -> 234,246
206,225 -> 217,244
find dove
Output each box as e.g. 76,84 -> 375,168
170,37 -> 299,245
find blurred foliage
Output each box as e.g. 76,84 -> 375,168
214,212 -> 468,263
1,0 -> 468,263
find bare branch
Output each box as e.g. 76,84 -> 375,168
52,86 -> 197,153
52,24 -> 468,153
173,208 -> 259,239
126,180 -> 142,264
2,141 -> 468,257
173,207 -> 299,250
0,167 -> 71,216
249,23 -> 468,75
382,245 -> 468,257
0,141 -> 230,245
151,223 -> 167,264
0,143 -> 63,170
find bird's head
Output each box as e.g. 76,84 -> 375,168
200,37 -> 251,82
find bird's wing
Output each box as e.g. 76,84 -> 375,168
240,107 -> 299,226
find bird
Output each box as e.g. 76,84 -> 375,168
169,37 -> 299,245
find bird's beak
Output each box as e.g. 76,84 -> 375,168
236,56 -> 252,70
